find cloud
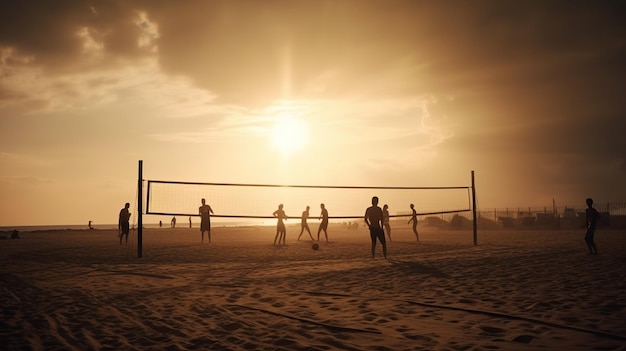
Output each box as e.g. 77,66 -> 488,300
0,51 -> 221,119
1,176 -> 54,186
0,151 -> 54,168
1,6 -> 207,116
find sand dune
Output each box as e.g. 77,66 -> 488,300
1,224 -> 625,350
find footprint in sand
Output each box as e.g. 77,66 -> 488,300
479,326 -> 505,336
560,316 -> 580,323
404,333 -> 436,343
512,335 -> 535,344
227,291 -> 245,303
219,322 -> 242,332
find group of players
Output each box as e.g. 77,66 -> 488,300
269,197 -> 422,259
116,196 -> 422,259
118,196 -> 601,257
272,203 -> 329,245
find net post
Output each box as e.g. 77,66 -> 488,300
471,170 -> 478,246
138,160 -> 143,258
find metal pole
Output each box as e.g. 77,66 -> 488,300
138,160 -> 143,258
471,170 -> 477,246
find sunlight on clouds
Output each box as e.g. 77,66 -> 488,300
0,47 -> 33,65
0,60 -> 118,112
0,53 -> 217,118
308,96 -> 453,148
137,67 -> 218,118
147,95 -> 455,188
135,12 -> 159,52
147,95 -> 452,172
149,99 -> 316,144
76,27 -> 104,61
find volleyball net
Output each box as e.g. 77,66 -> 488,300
145,180 -> 473,222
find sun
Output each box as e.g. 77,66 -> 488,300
271,117 -> 310,157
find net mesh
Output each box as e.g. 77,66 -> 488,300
146,180 -> 471,221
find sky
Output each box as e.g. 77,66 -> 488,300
1,0 -> 625,226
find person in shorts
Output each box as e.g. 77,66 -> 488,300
584,197 -> 600,255
365,196 -> 387,259
317,203 -> 329,242
199,198 -> 214,243
118,202 -> 131,245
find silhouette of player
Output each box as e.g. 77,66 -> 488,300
199,198 -> 214,243
584,198 -> 600,255
317,203 -> 329,242
382,204 -> 392,241
365,196 -> 387,259
273,204 -> 288,245
408,203 -> 419,241
298,206 -> 314,241
118,202 -> 131,245
171,216 -> 176,228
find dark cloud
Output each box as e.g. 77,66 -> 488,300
3,1 -> 624,101
0,0 -> 152,70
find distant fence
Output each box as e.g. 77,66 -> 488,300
406,203 -> 626,230
477,203 -> 626,219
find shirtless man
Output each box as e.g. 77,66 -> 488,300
365,196 -> 387,259
298,206 -> 314,241
118,202 -> 131,245
317,203 -> 329,242
199,198 -> 214,243
273,204 -> 288,245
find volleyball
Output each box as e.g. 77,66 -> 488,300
312,243 -> 319,250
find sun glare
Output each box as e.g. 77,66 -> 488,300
271,117 -> 310,157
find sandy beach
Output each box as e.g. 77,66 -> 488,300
1,224 -> 625,350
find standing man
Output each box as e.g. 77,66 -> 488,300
298,206 -> 314,241
273,204 -> 288,245
584,198 -> 600,255
408,203 -> 419,241
317,203 -> 329,242
199,198 -> 214,243
118,202 -> 131,245
382,204 -> 392,241
365,196 -> 387,259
